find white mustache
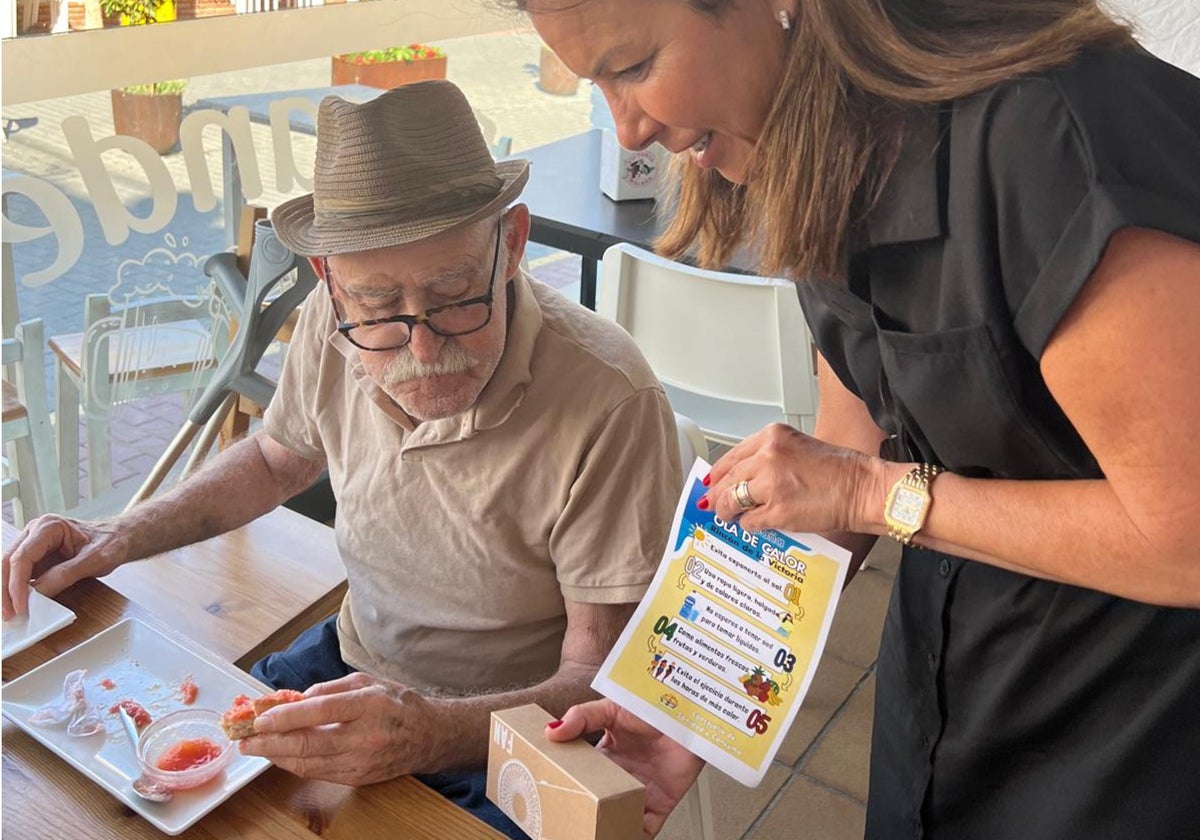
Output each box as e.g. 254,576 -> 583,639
380,342 -> 476,385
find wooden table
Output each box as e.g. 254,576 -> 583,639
1,519 -> 506,840
101,505 -> 345,669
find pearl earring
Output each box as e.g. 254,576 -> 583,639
778,9 -> 792,30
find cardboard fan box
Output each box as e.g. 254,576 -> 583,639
487,704 -> 645,840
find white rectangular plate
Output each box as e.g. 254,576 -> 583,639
1,618 -> 272,835
2,589 -> 77,659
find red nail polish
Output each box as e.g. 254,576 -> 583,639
548,719 -> 563,729
702,473 -> 711,486
697,496 -> 709,510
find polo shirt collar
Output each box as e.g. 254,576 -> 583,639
466,268 -> 540,433
328,268 -> 542,440
865,106 -> 945,248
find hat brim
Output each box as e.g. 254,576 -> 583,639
270,159 -> 530,257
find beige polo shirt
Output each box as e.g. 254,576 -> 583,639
263,270 -> 681,695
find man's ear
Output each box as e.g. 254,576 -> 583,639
502,204 -> 531,278
308,256 -> 327,280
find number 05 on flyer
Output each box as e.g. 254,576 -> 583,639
593,459 -> 853,786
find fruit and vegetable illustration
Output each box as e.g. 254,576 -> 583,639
740,667 -> 783,706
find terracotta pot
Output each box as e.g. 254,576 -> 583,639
330,55 -> 448,90
110,89 -> 183,155
538,45 -> 579,96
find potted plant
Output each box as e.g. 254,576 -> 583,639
331,44 -> 448,90
100,0 -> 187,155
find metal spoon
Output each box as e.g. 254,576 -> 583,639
118,707 -> 173,803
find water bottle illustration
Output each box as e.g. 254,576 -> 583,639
679,593 -> 701,622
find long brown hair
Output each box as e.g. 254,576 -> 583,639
651,0 -> 1134,280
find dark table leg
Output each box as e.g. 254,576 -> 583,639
581,257 -> 598,310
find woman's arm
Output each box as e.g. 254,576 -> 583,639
708,228 -> 1200,607
879,227 -> 1200,606
810,353 -> 889,583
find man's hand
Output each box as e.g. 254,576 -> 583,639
239,673 -> 446,785
3,515 -> 125,620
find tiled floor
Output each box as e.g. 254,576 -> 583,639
657,538 -> 898,840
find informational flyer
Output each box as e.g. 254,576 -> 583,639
593,459 -> 852,786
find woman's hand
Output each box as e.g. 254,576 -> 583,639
546,699 -> 704,839
703,423 -> 885,535
3,515 -> 125,620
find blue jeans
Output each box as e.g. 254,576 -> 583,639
252,615 -> 527,840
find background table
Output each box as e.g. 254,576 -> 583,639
1,519 -> 505,840
514,129 -> 656,309
514,129 -> 758,309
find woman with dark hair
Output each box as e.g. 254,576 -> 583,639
517,1 -> 1200,837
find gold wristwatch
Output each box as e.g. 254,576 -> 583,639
883,463 -> 942,546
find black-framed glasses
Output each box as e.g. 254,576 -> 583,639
324,222 -> 503,352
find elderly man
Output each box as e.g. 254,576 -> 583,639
2,82 -> 680,836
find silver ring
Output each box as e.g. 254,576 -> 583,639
733,480 -> 759,512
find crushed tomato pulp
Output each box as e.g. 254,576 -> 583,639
109,699 -> 152,729
155,738 -> 223,772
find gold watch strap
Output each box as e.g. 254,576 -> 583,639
885,463 -> 943,546
910,463 -> 942,488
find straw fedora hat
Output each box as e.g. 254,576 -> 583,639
272,80 -> 529,257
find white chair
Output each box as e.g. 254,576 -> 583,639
674,410 -> 709,479
50,291 -> 232,506
2,319 -> 66,525
599,243 -> 819,446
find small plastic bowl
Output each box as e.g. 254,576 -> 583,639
136,709 -> 233,790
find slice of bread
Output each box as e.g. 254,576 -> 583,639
220,690 -> 304,740
219,695 -> 256,740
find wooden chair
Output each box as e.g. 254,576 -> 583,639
50,292 -> 232,506
2,319 -> 65,526
123,219 -> 316,510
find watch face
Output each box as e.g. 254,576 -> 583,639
890,487 -> 925,528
